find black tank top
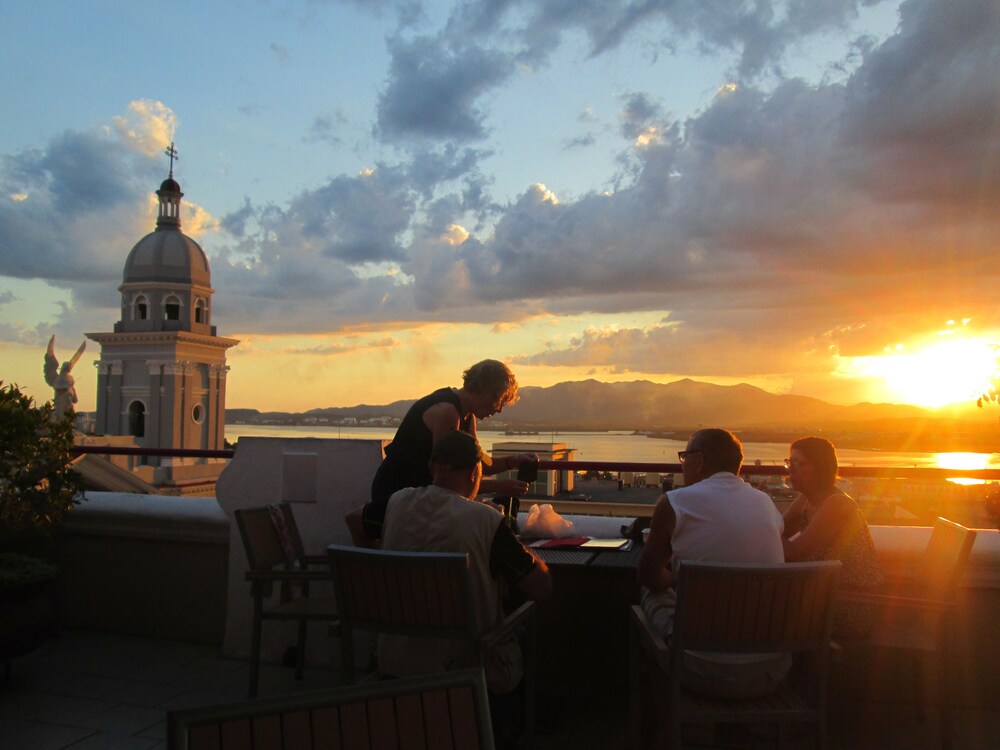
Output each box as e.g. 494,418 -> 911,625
364,388 -> 475,537
384,387 -> 472,465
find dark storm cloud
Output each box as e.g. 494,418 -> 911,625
619,92 -> 665,140
7,131 -> 135,215
0,131 -> 156,282
446,0 -> 882,79
369,0 -> 892,172
285,165 -> 415,263
841,0 -> 1000,206
405,145 -> 491,198
203,165 -> 419,330
376,34 -> 515,142
398,0 -> 999,373
220,198 -> 255,239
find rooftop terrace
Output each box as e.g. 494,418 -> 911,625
4,436 -> 999,749
2,627 -> 998,749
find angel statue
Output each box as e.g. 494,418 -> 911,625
44,335 -> 86,418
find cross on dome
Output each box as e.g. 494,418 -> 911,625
165,142 -> 179,178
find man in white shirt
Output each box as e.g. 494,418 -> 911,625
637,427 -> 789,698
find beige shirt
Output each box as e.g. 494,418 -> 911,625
379,483 -> 522,693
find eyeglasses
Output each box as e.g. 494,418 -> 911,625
678,450 -> 701,463
784,459 -> 810,471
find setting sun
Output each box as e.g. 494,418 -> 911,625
849,338 -> 999,408
935,452 -> 992,485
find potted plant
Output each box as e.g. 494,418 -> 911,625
984,486 -> 1000,531
0,381 -> 84,675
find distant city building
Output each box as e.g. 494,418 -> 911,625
85,152 -> 238,494
492,441 -> 577,497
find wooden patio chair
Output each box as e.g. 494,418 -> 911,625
327,543 -> 537,747
234,503 -> 339,698
167,666 -> 495,750
834,517 -> 976,750
629,560 -> 842,750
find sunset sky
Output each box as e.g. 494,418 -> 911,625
2,0 -> 999,414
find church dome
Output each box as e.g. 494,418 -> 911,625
159,177 -> 181,193
123,229 -> 211,286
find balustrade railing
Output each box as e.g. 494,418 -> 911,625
71,445 -> 1000,481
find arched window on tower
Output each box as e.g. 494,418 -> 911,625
194,298 -> 206,324
135,295 -> 148,320
128,401 -> 146,438
164,295 -> 181,321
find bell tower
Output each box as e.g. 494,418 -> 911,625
86,144 -> 238,489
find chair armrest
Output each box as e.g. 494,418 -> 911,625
480,601 -> 535,651
298,555 -> 330,567
838,590 -> 955,614
244,569 -> 332,583
629,605 -> 671,671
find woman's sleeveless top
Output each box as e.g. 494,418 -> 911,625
372,388 -> 473,504
801,494 -> 884,638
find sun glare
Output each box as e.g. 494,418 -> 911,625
851,338 -> 998,408
935,452 -> 991,486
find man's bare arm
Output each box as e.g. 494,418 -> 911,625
637,493 -> 676,592
518,554 -> 553,600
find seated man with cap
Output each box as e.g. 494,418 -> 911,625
379,430 -> 552,747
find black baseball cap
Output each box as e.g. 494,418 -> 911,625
431,430 -> 493,469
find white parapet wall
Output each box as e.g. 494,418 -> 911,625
59,492 -> 230,643
865,524 -> 1000,707
870,524 -> 1000,589
55,469 -> 1000,708
214,436 -> 386,667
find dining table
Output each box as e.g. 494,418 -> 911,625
516,511 -> 646,698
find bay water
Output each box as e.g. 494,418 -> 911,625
225,424 -> 1000,472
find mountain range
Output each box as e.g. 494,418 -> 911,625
229,378 -> 1000,451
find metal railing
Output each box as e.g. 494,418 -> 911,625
73,445 -> 234,459
536,459 -> 1000,482
71,445 -> 1000,481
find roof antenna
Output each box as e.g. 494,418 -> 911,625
165,141 -> 179,179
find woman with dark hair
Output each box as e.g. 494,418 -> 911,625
782,436 -> 884,638
346,359 -> 536,547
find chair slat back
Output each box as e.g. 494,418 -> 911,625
328,544 -> 478,638
920,517 -> 976,602
673,561 -> 841,653
235,504 -> 305,570
169,668 -> 494,750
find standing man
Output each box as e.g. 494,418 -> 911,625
379,430 -> 552,748
637,428 -> 788,698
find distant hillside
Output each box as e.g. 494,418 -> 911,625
226,408 -> 262,422
498,379 -> 932,431
303,400 -> 415,420
228,377 -> 1000,450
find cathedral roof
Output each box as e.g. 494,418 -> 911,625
123,166 -> 211,287
123,228 -> 211,286
159,176 -> 182,193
